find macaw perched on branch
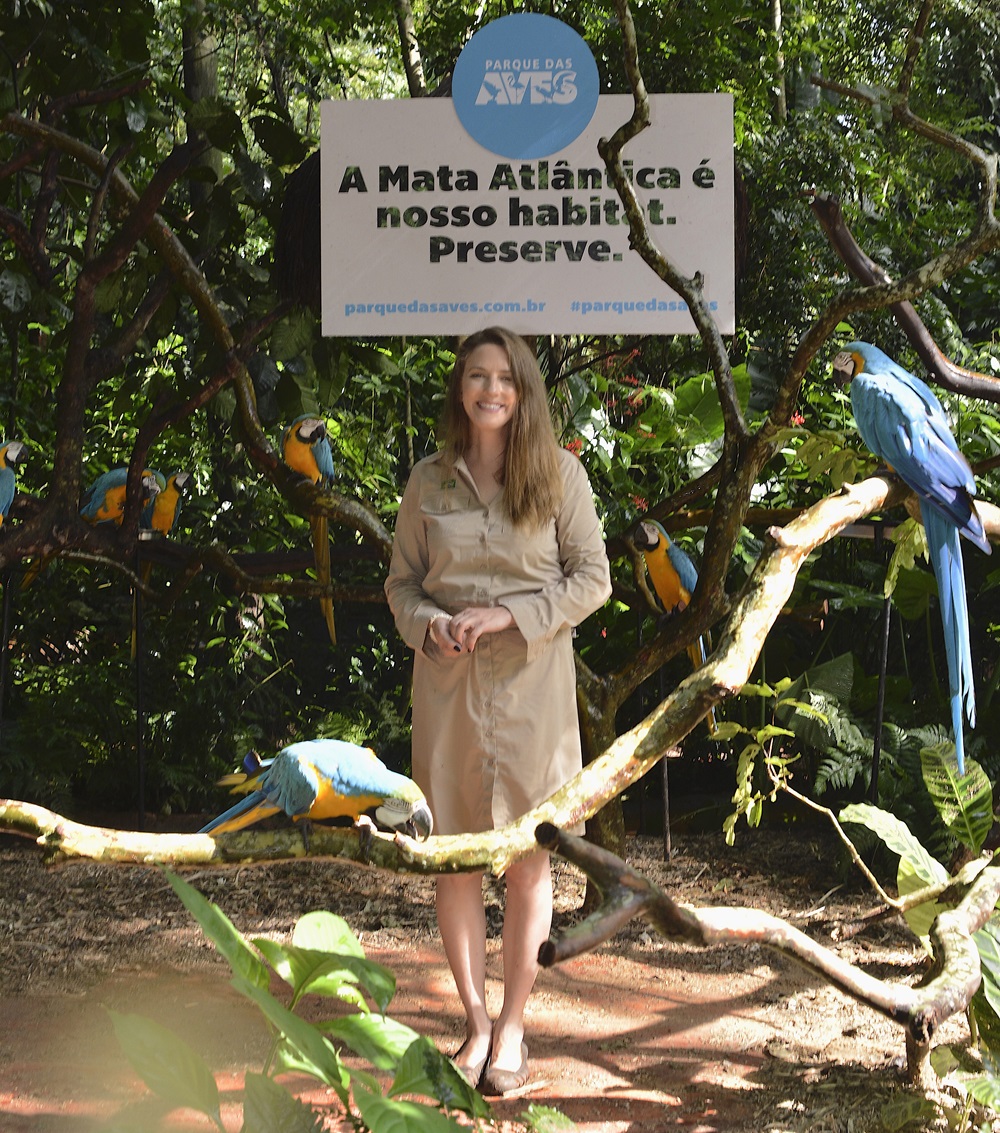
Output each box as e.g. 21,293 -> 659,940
22,464 -> 162,589
199,738 -> 433,841
282,415 -> 337,644
141,470 -> 191,535
833,341 -> 991,773
80,467 -> 160,525
0,441 -> 27,527
630,518 -> 716,734
131,471 -> 193,660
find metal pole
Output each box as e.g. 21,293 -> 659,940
869,595 -> 892,802
869,523 -> 892,802
0,572 -> 13,742
134,544 -> 147,830
659,665 -> 671,861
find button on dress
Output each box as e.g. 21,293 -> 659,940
385,447 -> 612,835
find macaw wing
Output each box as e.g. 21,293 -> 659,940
259,749 -> 322,817
852,374 -> 988,550
665,541 -> 699,598
301,739 -> 423,803
313,436 -> 335,484
0,467 -> 14,520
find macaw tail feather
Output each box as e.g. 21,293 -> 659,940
311,513 -> 336,645
20,553 -> 53,590
685,633 -> 717,735
199,791 -> 280,834
924,507 -> 974,774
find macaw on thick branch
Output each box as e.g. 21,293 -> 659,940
282,415 -> 337,645
141,471 -> 191,536
0,441 -> 26,528
833,341 -> 991,773
80,467 -> 160,525
630,518 -> 716,734
199,738 -> 433,840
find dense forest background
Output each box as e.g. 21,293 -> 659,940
1,0 -> 999,843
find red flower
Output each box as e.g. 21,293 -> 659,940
790,411 -> 805,426
564,438 -> 583,455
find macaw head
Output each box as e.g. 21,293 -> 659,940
139,469 -> 161,500
171,471 -> 192,495
291,415 -> 328,448
0,440 -> 26,471
630,518 -> 670,554
374,791 -> 434,840
832,341 -> 892,387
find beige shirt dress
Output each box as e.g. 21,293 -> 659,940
384,446 -> 612,835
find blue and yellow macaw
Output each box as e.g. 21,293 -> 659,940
833,341 -> 992,773
282,415 -> 337,644
80,467 -> 160,525
131,471 -> 193,659
199,738 -> 433,840
22,462 -> 161,588
0,440 -> 27,527
141,470 -> 191,535
631,518 -> 716,733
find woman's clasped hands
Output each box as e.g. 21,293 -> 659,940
429,606 -> 514,654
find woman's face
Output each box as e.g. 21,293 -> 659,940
459,342 -> 518,438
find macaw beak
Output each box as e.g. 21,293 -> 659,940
375,799 -> 434,840
831,351 -> 857,387
405,802 -> 434,840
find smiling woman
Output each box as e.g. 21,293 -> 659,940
384,325 -> 612,1093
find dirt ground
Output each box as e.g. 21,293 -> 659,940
0,818 -> 989,1132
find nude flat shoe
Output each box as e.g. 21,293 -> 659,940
451,1028 -> 492,1089
482,1042 -> 529,1095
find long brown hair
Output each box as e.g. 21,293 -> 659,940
440,326 -> 563,530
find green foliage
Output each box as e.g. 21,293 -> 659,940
101,869 -> 495,1131
839,762 -> 1000,1128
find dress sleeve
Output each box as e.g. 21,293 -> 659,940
384,466 -> 450,652
501,452 -> 612,662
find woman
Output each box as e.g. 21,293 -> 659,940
385,326 -> 612,1094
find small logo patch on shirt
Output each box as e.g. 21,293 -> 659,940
440,478 -> 457,489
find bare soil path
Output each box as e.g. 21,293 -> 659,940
0,821 -> 980,1131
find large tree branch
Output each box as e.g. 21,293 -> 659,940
535,821 -> 988,1085
810,192 -> 1000,400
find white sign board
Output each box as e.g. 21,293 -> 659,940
321,95 -> 734,336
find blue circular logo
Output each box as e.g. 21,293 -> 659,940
452,14 -> 600,159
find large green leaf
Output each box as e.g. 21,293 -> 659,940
163,870 -> 269,990
107,1011 -> 221,1124
879,1094 -> 938,1132
231,976 -> 350,1102
896,858 -> 949,947
838,803 -> 949,888
242,1071 -> 325,1133
965,1073 -> 1000,1111
520,1104 -> 579,1132
921,745 -> 994,853
292,911 -> 367,956
389,1036 -> 491,1119
672,364 -> 750,445
353,1082 -> 473,1132
253,939 -> 395,1013
840,801 -> 950,943
974,917 -> 1000,1022
319,1013 -> 419,1070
